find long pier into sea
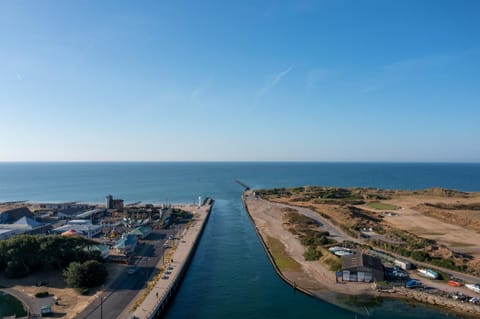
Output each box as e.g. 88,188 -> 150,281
235,179 -> 250,190
121,198 -> 214,319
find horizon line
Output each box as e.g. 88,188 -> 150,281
0,160 -> 479,164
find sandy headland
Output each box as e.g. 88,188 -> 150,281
243,187 -> 480,318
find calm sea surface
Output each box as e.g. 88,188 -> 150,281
1,162 -> 480,319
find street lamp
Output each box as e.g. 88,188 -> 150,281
144,258 -> 149,286
100,295 -> 103,319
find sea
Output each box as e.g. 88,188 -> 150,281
1,162 -> 480,319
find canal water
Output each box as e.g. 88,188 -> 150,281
1,162 -> 479,318
0,291 -> 27,317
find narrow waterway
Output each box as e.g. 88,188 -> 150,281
1,162 -> 479,318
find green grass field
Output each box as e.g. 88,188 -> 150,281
266,235 -> 302,272
367,202 -> 399,210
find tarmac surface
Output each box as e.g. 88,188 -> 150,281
128,204 -> 211,319
73,226 -> 180,319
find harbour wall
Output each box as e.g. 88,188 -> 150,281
241,192 -> 313,297
130,198 -> 214,319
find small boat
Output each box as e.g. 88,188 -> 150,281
328,246 -> 353,256
334,250 -> 354,256
418,268 -> 439,279
465,283 -> 480,294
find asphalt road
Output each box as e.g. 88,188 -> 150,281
74,225 -> 182,319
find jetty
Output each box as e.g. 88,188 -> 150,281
121,198 -> 214,319
235,180 -> 250,190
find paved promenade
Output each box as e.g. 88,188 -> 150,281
121,202 -> 212,319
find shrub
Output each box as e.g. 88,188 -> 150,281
304,247 -> 322,261
411,251 -> 430,262
35,291 -> 49,298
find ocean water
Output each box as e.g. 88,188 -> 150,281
1,162 -> 480,319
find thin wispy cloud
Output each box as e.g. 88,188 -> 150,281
190,77 -> 213,101
383,48 -> 480,73
384,54 -> 450,72
305,68 -> 331,93
359,49 -> 480,94
257,65 -> 295,98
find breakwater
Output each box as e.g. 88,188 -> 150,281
127,198 -> 214,319
235,180 -> 250,190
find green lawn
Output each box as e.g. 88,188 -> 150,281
367,202 -> 399,210
266,235 -> 302,272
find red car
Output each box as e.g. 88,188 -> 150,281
448,279 -> 463,287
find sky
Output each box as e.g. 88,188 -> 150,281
0,0 -> 479,162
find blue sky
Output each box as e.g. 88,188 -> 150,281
0,0 -> 479,162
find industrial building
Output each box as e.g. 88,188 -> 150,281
341,253 -> 385,282
105,194 -> 124,210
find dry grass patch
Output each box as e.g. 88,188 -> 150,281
265,235 -> 302,272
367,202 -> 399,210
318,247 -> 342,271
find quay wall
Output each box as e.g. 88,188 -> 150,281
131,198 -> 214,319
241,192 -> 313,297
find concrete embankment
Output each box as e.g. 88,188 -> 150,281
127,198 -> 214,319
241,192 -> 313,297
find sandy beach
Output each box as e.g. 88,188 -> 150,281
243,190 -> 480,318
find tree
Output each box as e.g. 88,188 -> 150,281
0,235 -> 104,278
64,260 -> 107,292
64,262 -> 86,289
82,260 -> 108,288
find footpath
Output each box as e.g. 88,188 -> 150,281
119,200 -> 212,319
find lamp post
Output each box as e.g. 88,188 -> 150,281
144,258 -> 149,287
100,295 -> 103,319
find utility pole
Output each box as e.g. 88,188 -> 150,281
100,295 -> 103,319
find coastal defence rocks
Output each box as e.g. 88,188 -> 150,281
396,288 -> 480,318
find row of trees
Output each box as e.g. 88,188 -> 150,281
0,235 -> 102,278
